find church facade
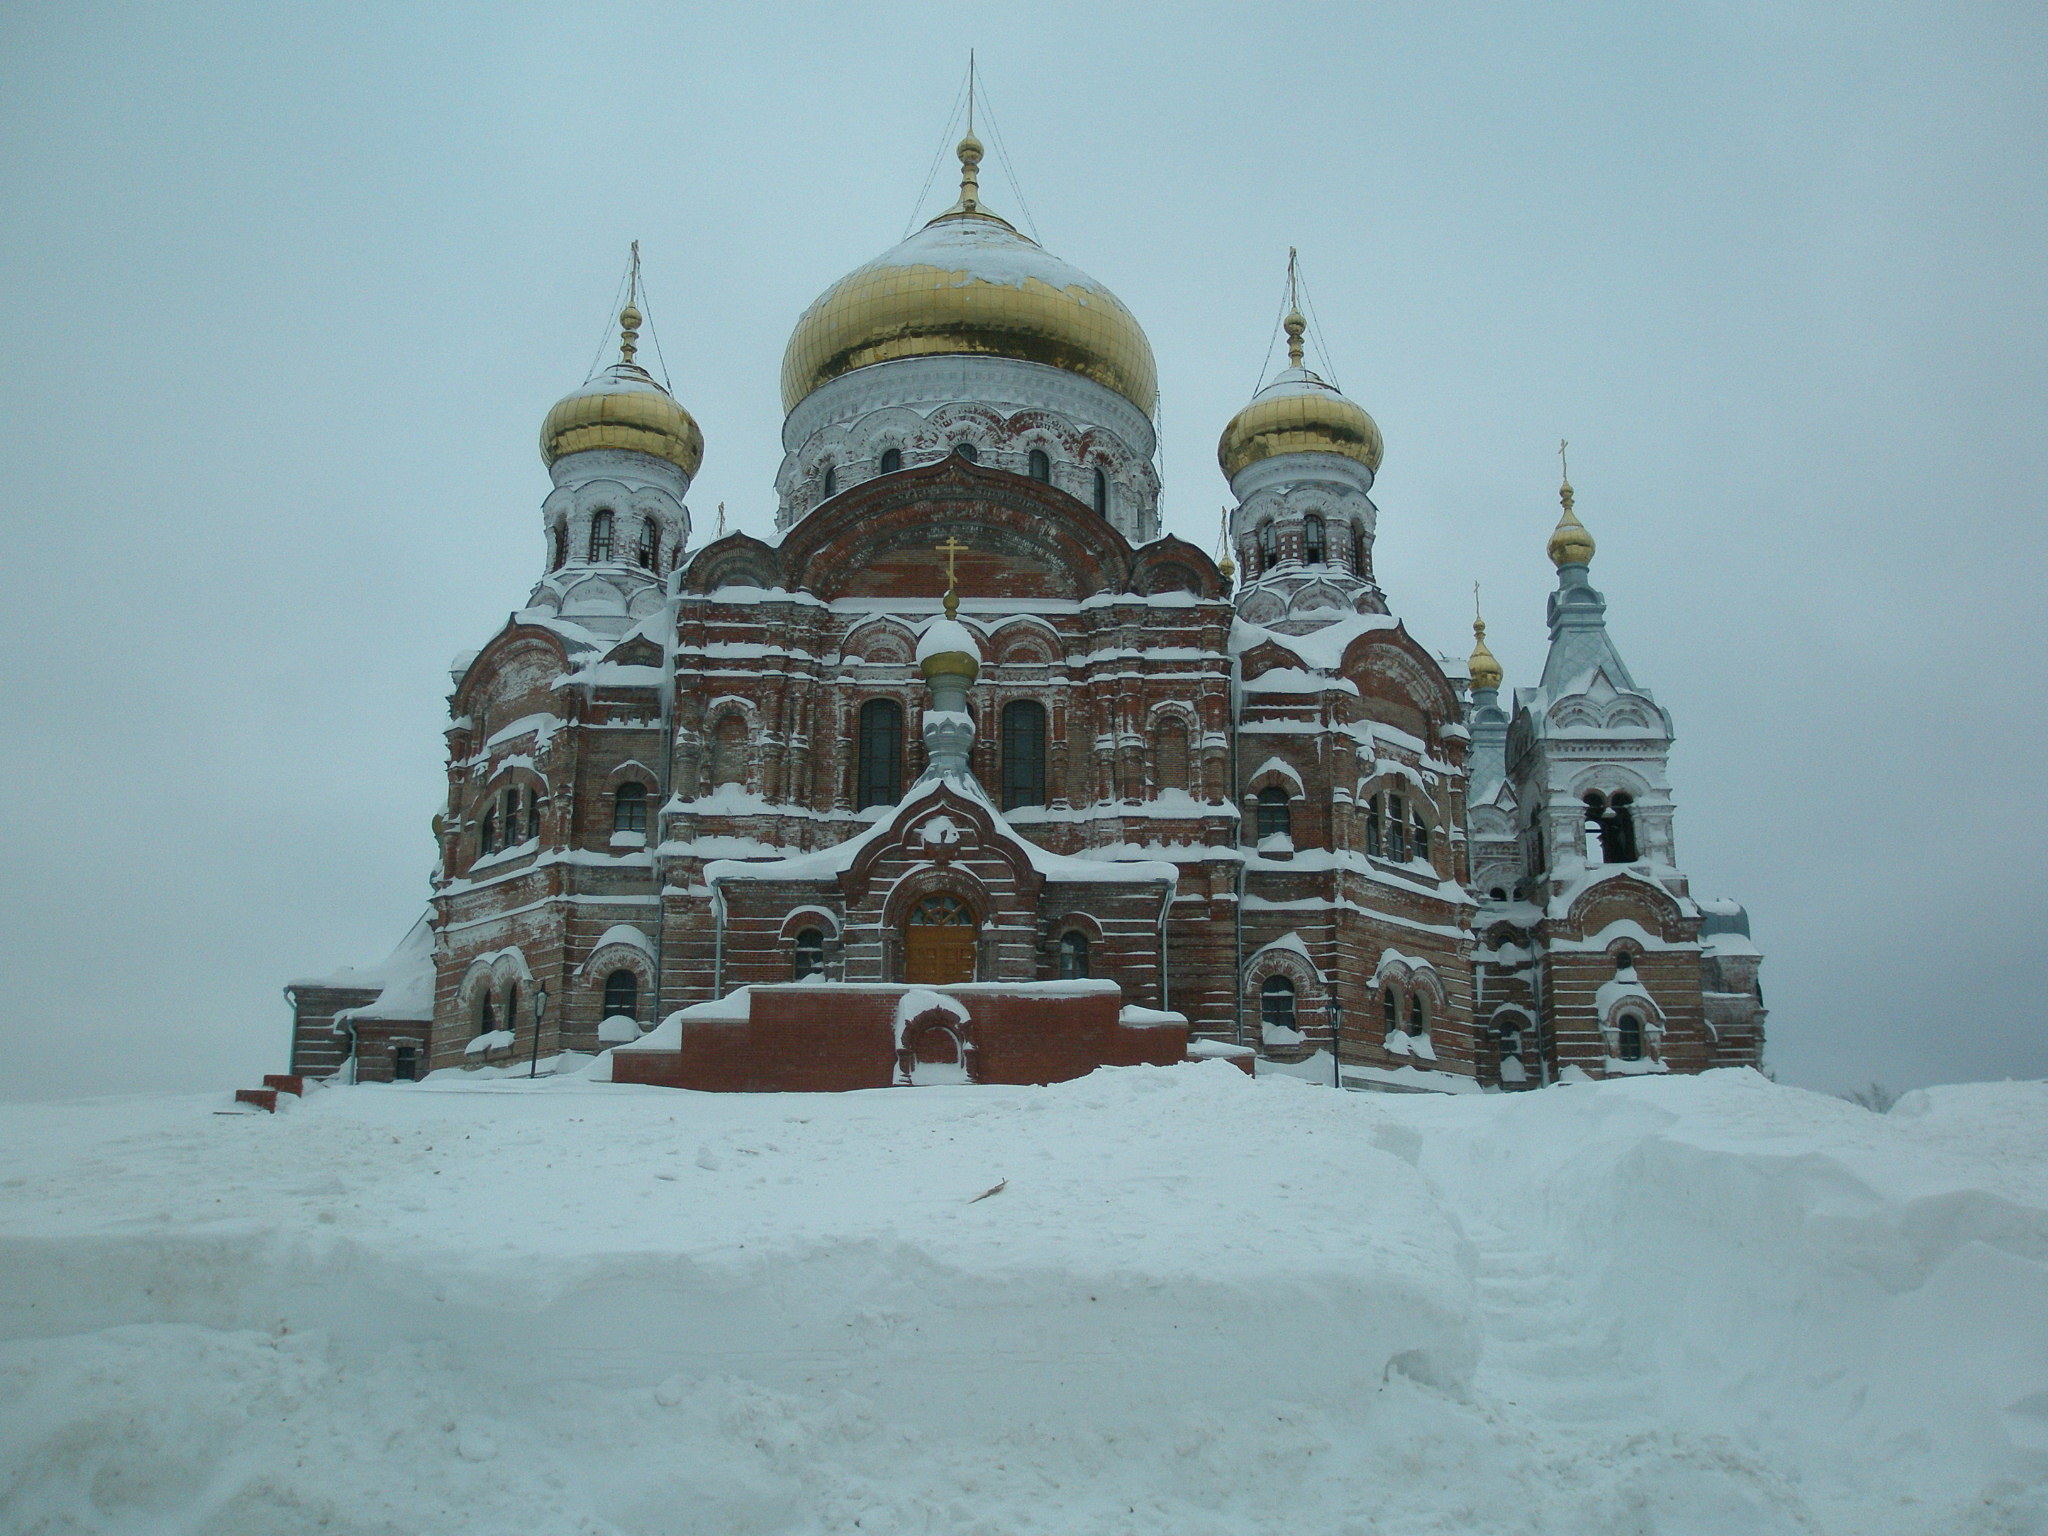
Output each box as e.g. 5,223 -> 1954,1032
287,134 -> 1766,1092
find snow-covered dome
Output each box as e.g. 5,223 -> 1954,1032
541,306 -> 703,479
781,135 -> 1157,418
916,615 -> 981,680
1218,308 -> 1382,482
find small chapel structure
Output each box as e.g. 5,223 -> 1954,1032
285,131 -> 1766,1093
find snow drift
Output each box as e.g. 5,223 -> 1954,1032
0,1066 -> 2042,1534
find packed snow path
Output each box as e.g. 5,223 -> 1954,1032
0,1065 -> 2042,1535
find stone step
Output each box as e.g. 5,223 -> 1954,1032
262,1074 -> 306,1096
234,1087 -> 278,1113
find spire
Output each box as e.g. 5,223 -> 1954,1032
935,533 -> 967,620
1215,505 -> 1235,585
1547,438 -> 1596,567
1469,582 -> 1503,691
1283,247 -> 1306,369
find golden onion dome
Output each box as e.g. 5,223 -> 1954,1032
541,305 -> 704,478
1468,614 -> 1504,691
1547,480 -> 1596,567
1218,310 -> 1381,480
780,138 -> 1157,416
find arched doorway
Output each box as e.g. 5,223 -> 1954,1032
904,893 -> 977,984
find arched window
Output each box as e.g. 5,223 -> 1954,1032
1000,699 -> 1047,810
1058,931 -> 1089,980
1154,716 -> 1190,794
1607,792 -> 1639,861
878,447 -> 903,474
637,516 -> 659,568
602,969 -> 638,1022
477,989 -> 495,1035
505,982 -> 519,1035
1092,467 -> 1109,516
1409,994 -> 1428,1036
1364,793 -> 1383,857
524,787 -> 541,841
708,714 -> 747,787
793,928 -> 826,980
1028,448 -> 1051,483
1353,521 -> 1371,577
551,524 -> 566,570
1617,1012 -> 1644,1061
857,698 -> 904,808
1303,514 -> 1326,564
821,465 -> 837,498
479,808 -> 497,855
503,788 -> 522,844
1411,809 -> 1429,864
612,782 -> 648,834
1256,785 -> 1291,841
1257,521 -> 1278,565
1583,791 -> 1607,862
1382,988 -> 1399,1034
1388,794 -> 1409,860
587,509 -> 614,563
954,443 -> 979,463
1260,975 -> 1297,1034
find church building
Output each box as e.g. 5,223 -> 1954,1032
285,131 -> 1766,1093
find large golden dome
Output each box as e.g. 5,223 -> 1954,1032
1218,304 -> 1382,481
781,139 -> 1157,416
541,306 -> 703,478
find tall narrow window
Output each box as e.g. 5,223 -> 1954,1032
954,443 -> 979,463
1028,448 -> 1051,483
1261,975 -> 1297,1034
1058,931 -> 1089,979
612,782 -> 648,834
709,714 -> 747,786
524,787 -> 541,841
1412,810 -> 1429,864
1607,793 -> 1639,861
602,969 -> 638,1022
505,982 -> 519,1036
477,991 -> 495,1034
1303,514 -> 1326,564
857,698 -> 904,808
878,447 -> 902,473
504,789 -> 522,844
1365,793 -> 1383,857
479,808 -> 497,855
793,929 -> 826,980
1617,1012 -> 1644,1061
551,524 -> 566,570
1256,786 -> 1291,841
1257,521 -> 1278,565
1409,995 -> 1428,1036
587,509 -> 614,562
637,516 -> 658,568
821,465 -> 837,498
1155,717 -> 1190,794
1092,467 -> 1109,516
1584,791 -> 1607,861
1389,794 -> 1409,860
1382,988 -> 1399,1034
1000,699 -> 1047,810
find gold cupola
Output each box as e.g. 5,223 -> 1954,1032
1469,599 -> 1504,691
541,302 -> 704,479
780,135 -> 1158,416
1546,452 -> 1595,567
1218,261 -> 1382,482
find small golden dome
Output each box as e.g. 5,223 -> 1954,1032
1547,482 -> 1595,567
781,141 -> 1156,415
1218,369 -> 1384,481
541,302 -> 703,477
1468,615 -> 1503,691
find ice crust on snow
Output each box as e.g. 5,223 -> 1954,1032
0,1070 -> 2044,1534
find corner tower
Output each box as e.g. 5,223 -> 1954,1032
527,272 -> 700,639
1219,252 -> 1386,632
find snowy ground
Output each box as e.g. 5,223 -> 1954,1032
0,1065 -> 2043,1535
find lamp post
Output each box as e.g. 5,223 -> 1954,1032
1327,990 -> 1343,1091
527,984 -> 549,1078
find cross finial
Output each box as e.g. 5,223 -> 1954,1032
716,501 -> 726,538
935,534 -> 969,619
1284,246 -> 1306,369
1558,438 -> 1573,510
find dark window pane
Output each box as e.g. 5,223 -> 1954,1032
1000,700 -> 1047,809
1028,449 -> 1051,483
878,447 -> 902,473
1261,975 -> 1297,1031
1256,786 -> 1291,841
857,699 -> 904,808
794,929 -> 826,980
588,509 -> 614,562
603,969 -> 638,1021
1092,468 -> 1109,515
613,782 -> 648,833
1058,931 -> 1088,979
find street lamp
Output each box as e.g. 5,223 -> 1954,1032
1327,990 -> 1343,1091
527,984 -> 549,1078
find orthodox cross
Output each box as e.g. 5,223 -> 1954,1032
935,534 -> 969,619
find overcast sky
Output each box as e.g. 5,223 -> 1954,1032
1,2 -> 2041,1102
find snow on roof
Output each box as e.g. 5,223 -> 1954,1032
325,914 -> 437,1024
915,616 -> 982,664
587,925 -> 656,963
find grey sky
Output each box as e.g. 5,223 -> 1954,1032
1,2 -> 2041,1101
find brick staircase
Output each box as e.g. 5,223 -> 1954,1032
230,1074 -> 308,1114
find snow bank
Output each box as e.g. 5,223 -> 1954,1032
0,1069 -> 2041,1534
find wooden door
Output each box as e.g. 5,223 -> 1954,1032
904,893 -> 977,984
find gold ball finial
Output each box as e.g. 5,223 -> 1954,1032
956,132 -> 984,212
619,303 -> 642,366
1283,309 -> 1307,370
